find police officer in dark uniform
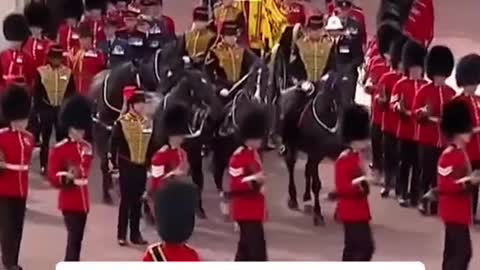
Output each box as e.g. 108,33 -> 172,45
108,87 -> 153,246
99,18 -> 131,69
325,14 -> 364,105
33,45 -> 76,174
179,6 -> 217,68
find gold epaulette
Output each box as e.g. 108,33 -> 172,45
158,144 -> 169,153
54,138 -> 69,148
233,146 -> 244,155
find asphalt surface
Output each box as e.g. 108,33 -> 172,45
3,0 -> 480,269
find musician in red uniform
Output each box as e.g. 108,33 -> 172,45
228,105 -> 268,261
437,98 -> 478,270
413,46 -> 456,215
375,31 -> 406,197
150,103 -> 189,199
454,54 -> 480,226
47,95 -> 93,261
23,2 -> 52,70
390,40 -> 428,207
142,181 -> 200,261
0,14 -> 35,92
57,0 -> 84,52
83,0 -> 107,48
0,85 -> 35,270
404,0 -> 434,47
68,24 -> 106,96
335,104 -> 374,261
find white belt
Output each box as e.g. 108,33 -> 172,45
0,162 -> 29,171
73,179 -> 88,186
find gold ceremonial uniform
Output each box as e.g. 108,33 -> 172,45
110,111 -> 153,165
291,36 -> 334,82
183,29 -> 217,60
35,65 -> 75,107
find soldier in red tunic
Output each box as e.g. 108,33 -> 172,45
390,40 -> 428,207
453,54 -> 480,226
335,104 -> 374,261
57,0 -> 84,53
68,24 -> 106,96
142,181 -> 200,261
404,0 -> 434,47
47,95 -> 93,261
0,85 -> 35,270
23,2 -> 53,70
0,14 -> 35,93
83,0 -> 107,48
413,46 -> 456,215
228,105 -> 268,261
149,103 -> 191,214
437,98 -> 478,270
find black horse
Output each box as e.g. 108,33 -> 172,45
277,73 -> 348,226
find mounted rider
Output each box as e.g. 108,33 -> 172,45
116,5 -> 146,64
213,0 -> 245,38
205,21 -> 259,101
178,6 -> 218,68
98,17 -> 132,69
289,15 -> 335,88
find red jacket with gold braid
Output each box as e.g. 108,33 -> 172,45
0,48 -> 36,92
22,36 -> 53,70
48,138 -> 93,213
68,48 -> 106,96
150,144 -> 188,193
143,243 -> 200,261
58,23 -> 81,52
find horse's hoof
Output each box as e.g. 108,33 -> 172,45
313,215 -> 325,227
287,198 -> 299,210
304,204 -> 313,214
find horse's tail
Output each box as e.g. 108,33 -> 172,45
89,69 -> 110,102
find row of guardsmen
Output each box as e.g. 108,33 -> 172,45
362,1 -> 480,269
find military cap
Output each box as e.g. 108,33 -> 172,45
47,44 -> 64,59
140,0 -> 161,6
59,95 -> 93,131
335,0 -> 353,8
124,5 -> 141,17
287,2 -> 306,25
85,0 -> 107,11
164,102 -> 190,136
193,6 -> 209,22
306,15 -> 324,30
110,0 -> 132,4
425,46 -> 455,80
1,84 -> 31,122
123,86 -> 146,104
376,20 -> 402,56
221,20 -> 238,36
441,99 -> 472,139
24,2 -> 50,29
388,34 -> 408,70
239,104 -> 268,140
341,104 -> 370,144
3,14 -> 30,42
455,54 -> 480,87
401,40 -> 427,71
62,0 -> 84,20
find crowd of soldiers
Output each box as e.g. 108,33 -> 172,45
1,0 -> 479,269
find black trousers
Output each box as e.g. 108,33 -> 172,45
117,159 -> 147,240
398,139 -> 421,203
0,198 -> 26,268
371,124 -> 383,172
342,222 -> 375,261
419,145 -> 443,196
383,132 -> 399,193
471,161 -> 480,217
100,150 -> 113,197
63,211 -> 88,261
442,223 -> 472,270
39,106 -> 62,168
235,221 -> 267,261
27,110 -> 41,144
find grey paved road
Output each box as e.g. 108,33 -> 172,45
4,0 -> 480,269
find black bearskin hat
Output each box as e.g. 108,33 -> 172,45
164,102 -> 190,136
455,54 -> 480,87
401,40 -> 427,71
85,0 -> 107,11
441,99 -> 472,139
24,2 -> 50,29
239,105 -> 268,140
154,181 -> 198,244
376,20 -> 402,56
59,95 -> 93,131
63,0 -> 84,20
425,46 -> 455,80
341,104 -> 370,144
1,85 -> 31,122
3,14 -> 30,42
389,34 -> 408,70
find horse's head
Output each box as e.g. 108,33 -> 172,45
154,41 -> 187,94
309,72 -> 344,132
